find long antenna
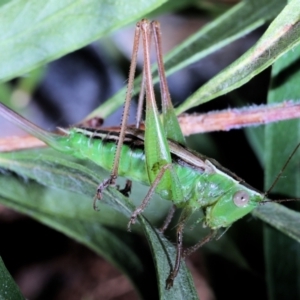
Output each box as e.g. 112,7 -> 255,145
264,142 -> 300,198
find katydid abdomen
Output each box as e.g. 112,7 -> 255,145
65,127 -> 150,185
61,127 -> 199,201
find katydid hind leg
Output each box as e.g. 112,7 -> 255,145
141,19 -> 172,175
136,67 -> 146,129
151,21 -> 185,146
141,20 -> 184,205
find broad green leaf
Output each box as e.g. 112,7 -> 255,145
163,0 -> 285,79
253,203 -> 300,243
263,38 -> 300,300
245,126 -> 265,167
0,149 -> 198,299
176,0 -> 300,114
0,0 -> 167,82
0,1 -> 13,8
0,175 -> 146,295
0,149 -> 170,226
0,257 -> 25,300
140,217 -> 198,299
88,0 -> 285,119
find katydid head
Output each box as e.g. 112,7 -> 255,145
203,141 -> 300,230
204,186 -> 264,229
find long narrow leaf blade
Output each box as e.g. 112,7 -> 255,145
263,38 -> 300,300
89,0 -> 285,119
140,218 -> 199,299
176,0 -> 300,114
0,149 -> 199,298
253,203 -> 300,243
0,257 -> 25,300
0,0 -> 167,82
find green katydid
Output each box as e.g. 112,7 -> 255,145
0,19 -> 271,289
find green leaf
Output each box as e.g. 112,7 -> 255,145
140,218 -> 198,299
0,173 -> 146,294
0,0 -> 167,82
245,126 -> 265,167
0,257 -> 25,300
0,149 -> 198,298
163,0 -> 285,79
89,0 -> 285,119
263,35 -> 300,300
253,203 -> 300,243
176,0 -> 300,114
0,149 -> 170,225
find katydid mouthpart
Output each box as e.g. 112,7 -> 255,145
0,19 -> 279,289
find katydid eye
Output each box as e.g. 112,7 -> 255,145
233,191 -> 250,207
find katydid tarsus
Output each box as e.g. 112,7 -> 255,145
0,19 -> 293,289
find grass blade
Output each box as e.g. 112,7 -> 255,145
176,0 -> 300,114
0,257 -> 25,300
263,36 -> 300,300
0,0 -> 167,82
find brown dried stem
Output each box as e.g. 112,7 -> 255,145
1,100 -> 300,152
